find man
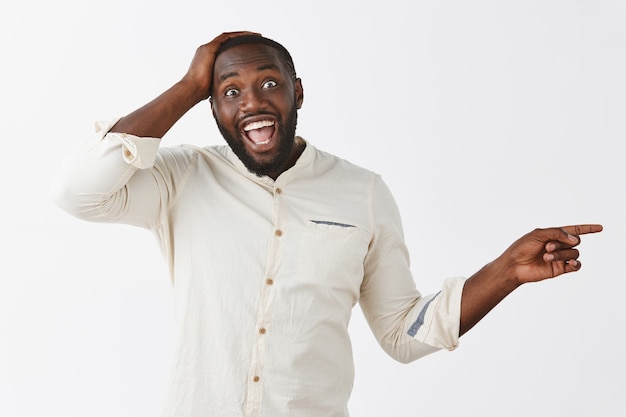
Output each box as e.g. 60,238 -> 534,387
51,31 -> 602,417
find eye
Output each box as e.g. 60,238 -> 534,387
224,88 -> 239,97
262,80 -> 277,89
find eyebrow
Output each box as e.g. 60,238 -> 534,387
218,63 -> 281,83
219,71 -> 239,83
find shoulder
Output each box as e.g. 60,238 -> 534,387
155,144 -> 230,167
305,142 -> 380,184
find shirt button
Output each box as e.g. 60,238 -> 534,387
266,278 -> 274,285
259,327 -> 267,334
253,376 -> 260,382
275,229 -> 283,237
275,187 -> 282,194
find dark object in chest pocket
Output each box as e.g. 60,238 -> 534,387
308,220 -> 356,228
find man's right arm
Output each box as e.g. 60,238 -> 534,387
51,32 -> 259,225
110,31 -> 260,138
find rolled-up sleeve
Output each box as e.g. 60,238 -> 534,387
360,175 -> 465,363
405,276 -> 465,351
50,120 -> 164,228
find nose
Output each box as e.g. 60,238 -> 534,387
240,88 -> 266,113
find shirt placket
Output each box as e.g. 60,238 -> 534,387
244,184 -> 284,417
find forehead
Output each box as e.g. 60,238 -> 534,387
213,44 -> 287,80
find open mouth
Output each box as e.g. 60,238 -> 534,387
243,119 -> 276,146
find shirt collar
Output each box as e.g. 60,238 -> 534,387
224,136 -> 312,186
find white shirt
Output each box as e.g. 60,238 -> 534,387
51,121 -> 465,417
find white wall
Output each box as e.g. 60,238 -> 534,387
1,1 -> 624,416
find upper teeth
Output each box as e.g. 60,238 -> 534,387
244,120 -> 274,131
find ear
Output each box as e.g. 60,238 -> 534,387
294,78 -> 304,109
209,96 -> 217,119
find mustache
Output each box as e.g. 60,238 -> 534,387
237,111 -> 280,125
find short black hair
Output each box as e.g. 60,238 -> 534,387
215,35 -> 297,80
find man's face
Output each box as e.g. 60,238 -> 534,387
210,43 -> 304,178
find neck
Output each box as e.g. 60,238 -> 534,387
268,137 -> 305,180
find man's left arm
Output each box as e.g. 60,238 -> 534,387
459,224 -> 603,336
360,175 -> 466,362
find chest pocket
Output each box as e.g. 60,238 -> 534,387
282,216 -> 368,299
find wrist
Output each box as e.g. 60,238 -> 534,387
487,256 -> 524,290
178,75 -> 211,103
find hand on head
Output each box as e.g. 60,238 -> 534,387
182,31 -> 262,101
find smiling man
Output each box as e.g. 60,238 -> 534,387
210,38 -> 304,179
51,31 -> 602,417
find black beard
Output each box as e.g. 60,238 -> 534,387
217,107 -> 298,178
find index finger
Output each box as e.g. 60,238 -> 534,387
561,224 -> 604,236
212,31 -> 262,44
